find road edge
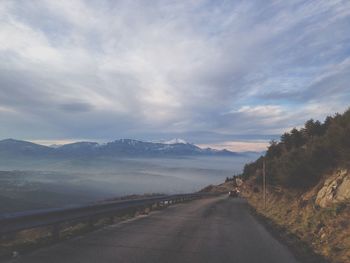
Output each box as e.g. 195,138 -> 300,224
247,204 -> 330,263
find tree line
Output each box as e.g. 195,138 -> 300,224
241,107 -> 350,189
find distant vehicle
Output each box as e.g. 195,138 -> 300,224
228,189 -> 240,198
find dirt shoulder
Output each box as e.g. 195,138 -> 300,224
240,172 -> 350,263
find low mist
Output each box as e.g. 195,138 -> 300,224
0,155 -> 256,215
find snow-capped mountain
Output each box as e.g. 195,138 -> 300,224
0,138 -> 240,158
163,138 -> 188,144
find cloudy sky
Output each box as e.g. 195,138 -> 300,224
0,0 -> 349,151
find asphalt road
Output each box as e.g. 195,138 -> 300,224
7,196 -> 299,263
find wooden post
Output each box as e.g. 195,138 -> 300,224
263,158 -> 266,209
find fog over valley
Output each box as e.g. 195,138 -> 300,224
0,139 -> 259,215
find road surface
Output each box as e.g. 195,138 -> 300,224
7,196 -> 299,263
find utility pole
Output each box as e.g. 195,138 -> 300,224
263,158 -> 266,209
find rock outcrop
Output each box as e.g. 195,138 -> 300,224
315,169 -> 350,208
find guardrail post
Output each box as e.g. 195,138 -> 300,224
144,205 -> 151,215
151,202 -> 158,210
52,224 -> 60,240
88,217 -> 95,229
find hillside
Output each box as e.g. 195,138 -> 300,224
235,108 -> 350,263
242,108 -> 350,188
241,170 -> 350,263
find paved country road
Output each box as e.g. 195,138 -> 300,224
7,196 -> 299,263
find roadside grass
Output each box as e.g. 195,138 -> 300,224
240,179 -> 350,263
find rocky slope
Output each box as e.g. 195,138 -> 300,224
315,169 -> 350,208
240,169 -> 350,263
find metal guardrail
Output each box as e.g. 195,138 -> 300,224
0,192 -> 216,236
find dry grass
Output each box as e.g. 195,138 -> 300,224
241,177 -> 350,263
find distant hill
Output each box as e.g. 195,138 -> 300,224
0,139 -> 52,157
0,138 -> 243,159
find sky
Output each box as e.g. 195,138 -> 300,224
0,0 -> 350,152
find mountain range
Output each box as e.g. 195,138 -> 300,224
0,138 -> 244,159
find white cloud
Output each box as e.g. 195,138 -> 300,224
0,0 -> 349,142
236,105 -> 284,117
